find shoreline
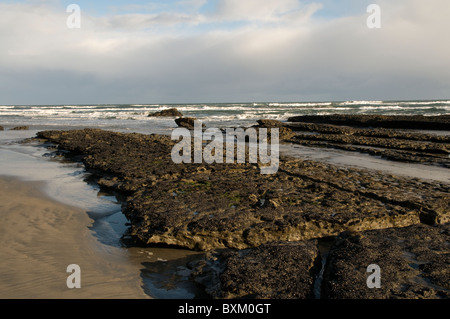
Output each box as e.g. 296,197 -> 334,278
0,176 -> 149,299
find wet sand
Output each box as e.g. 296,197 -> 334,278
0,177 -> 149,299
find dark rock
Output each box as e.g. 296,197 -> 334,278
254,119 -> 295,141
285,121 -> 450,167
10,126 -> 29,130
31,127 -> 450,300
175,117 -> 198,130
148,108 -> 183,117
192,240 -> 321,299
287,114 -> 450,130
321,223 -> 450,299
256,119 -> 286,128
0,126 -> 3,131
34,129 -> 450,252
276,127 -> 295,141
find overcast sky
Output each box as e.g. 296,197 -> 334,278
1,0 -> 450,104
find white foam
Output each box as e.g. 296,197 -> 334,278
268,102 -> 333,107
339,100 -> 384,106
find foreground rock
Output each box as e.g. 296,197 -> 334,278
32,128 -> 450,299
191,240 -> 320,299
322,223 -> 450,299
148,108 -> 183,117
192,223 -> 449,299
34,129 -> 450,251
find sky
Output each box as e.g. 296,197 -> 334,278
1,0 -> 450,104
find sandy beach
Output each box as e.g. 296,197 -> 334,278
0,177 -> 148,299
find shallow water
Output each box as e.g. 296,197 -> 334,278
0,130 -> 204,299
279,143 -> 450,184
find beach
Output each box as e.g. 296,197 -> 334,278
0,130 -> 204,299
0,177 -> 147,299
3,0 -> 450,306
0,110 -> 449,299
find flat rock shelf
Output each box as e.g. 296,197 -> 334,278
31,121 -> 449,299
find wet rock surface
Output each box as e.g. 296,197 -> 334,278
33,125 -> 450,299
148,108 -> 183,117
287,114 -> 450,130
322,223 -> 450,299
10,126 -> 30,131
191,241 -> 321,299
253,120 -> 295,141
175,117 -> 200,130
285,116 -> 450,168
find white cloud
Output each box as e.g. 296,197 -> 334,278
0,0 -> 449,104
212,0 -> 322,23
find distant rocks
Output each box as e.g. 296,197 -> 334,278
148,108 -> 183,117
0,126 -> 29,131
10,126 -> 29,131
175,117 -> 200,130
255,119 -> 295,141
285,116 -> 450,168
287,114 -> 450,130
256,119 -> 286,128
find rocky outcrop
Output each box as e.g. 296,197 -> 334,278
256,119 -> 286,128
34,129 -> 449,252
321,223 -> 450,299
192,241 -> 321,299
191,223 -> 450,299
10,126 -> 29,130
287,114 -> 450,130
254,119 -> 295,141
285,118 -> 450,167
148,108 -> 183,117
33,127 -> 450,299
175,117 -> 198,130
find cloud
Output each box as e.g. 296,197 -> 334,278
0,0 -> 449,104
212,0 -> 322,23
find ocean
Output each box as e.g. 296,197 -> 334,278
1,100 -> 449,134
